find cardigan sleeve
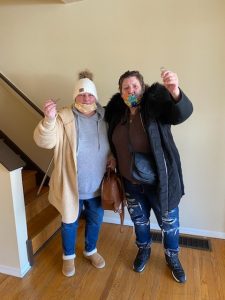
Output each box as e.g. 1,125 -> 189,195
33,116 -> 58,149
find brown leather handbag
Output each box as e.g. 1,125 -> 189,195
101,168 -> 126,229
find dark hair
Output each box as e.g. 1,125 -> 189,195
118,70 -> 145,93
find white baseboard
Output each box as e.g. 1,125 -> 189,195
103,216 -> 225,240
0,263 -> 31,278
178,227 -> 225,239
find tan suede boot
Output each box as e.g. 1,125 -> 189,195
62,259 -> 75,277
83,252 -> 105,269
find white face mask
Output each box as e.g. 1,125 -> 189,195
74,102 -> 97,114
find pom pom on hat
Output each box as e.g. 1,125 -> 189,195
73,70 -> 98,101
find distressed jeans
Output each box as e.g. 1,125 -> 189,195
123,178 -> 180,256
61,196 -> 104,258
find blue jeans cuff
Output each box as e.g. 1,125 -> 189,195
63,254 -> 76,260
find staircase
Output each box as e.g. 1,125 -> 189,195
22,169 -> 61,256
0,74 -> 62,265
0,130 -> 61,259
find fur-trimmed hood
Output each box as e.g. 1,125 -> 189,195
105,82 -> 173,125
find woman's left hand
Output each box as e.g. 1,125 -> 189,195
161,69 -> 180,101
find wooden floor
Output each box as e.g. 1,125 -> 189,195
0,221 -> 225,300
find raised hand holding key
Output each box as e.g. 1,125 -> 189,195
43,98 -> 59,120
160,67 -> 180,100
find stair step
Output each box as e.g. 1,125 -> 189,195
22,170 -> 37,194
27,205 -> 61,254
24,185 -> 49,205
25,186 -> 50,222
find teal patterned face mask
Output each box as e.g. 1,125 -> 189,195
124,94 -> 141,108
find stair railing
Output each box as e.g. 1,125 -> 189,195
0,73 -> 44,117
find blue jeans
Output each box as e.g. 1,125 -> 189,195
123,178 -> 180,256
61,196 -> 104,257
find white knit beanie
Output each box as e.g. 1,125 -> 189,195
73,70 -> 98,101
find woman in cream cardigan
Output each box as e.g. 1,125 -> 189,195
34,70 -> 114,277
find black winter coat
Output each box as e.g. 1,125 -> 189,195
105,83 -> 193,214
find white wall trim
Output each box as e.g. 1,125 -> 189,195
0,263 -> 31,278
103,216 -> 225,240
178,227 -> 225,240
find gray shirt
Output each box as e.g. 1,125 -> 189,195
73,104 -> 110,199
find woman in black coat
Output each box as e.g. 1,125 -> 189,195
105,69 -> 193,283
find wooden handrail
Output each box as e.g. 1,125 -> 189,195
0,72 -> 44,117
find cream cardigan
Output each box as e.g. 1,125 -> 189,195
34,107 -> 79,223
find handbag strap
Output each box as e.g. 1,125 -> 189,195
117,172 -> 126,232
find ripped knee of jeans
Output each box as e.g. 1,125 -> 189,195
162,216 -> 177,225
162,212 -> 179,235
126,197 -> 149,226
130,213 -> 150,226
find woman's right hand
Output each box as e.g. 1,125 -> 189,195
43,99 -> 57,120
107,155 -> 117,170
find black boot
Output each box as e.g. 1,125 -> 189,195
133,247 -> 151,272
165,254 -> 186,283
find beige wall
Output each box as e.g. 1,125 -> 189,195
0,82 -> 53,172
0,0 -> 224,237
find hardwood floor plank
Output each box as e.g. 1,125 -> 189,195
0,223 -> 224,300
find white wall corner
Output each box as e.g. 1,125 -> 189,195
0,262 -> 31,278
0,165 -> 31,277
